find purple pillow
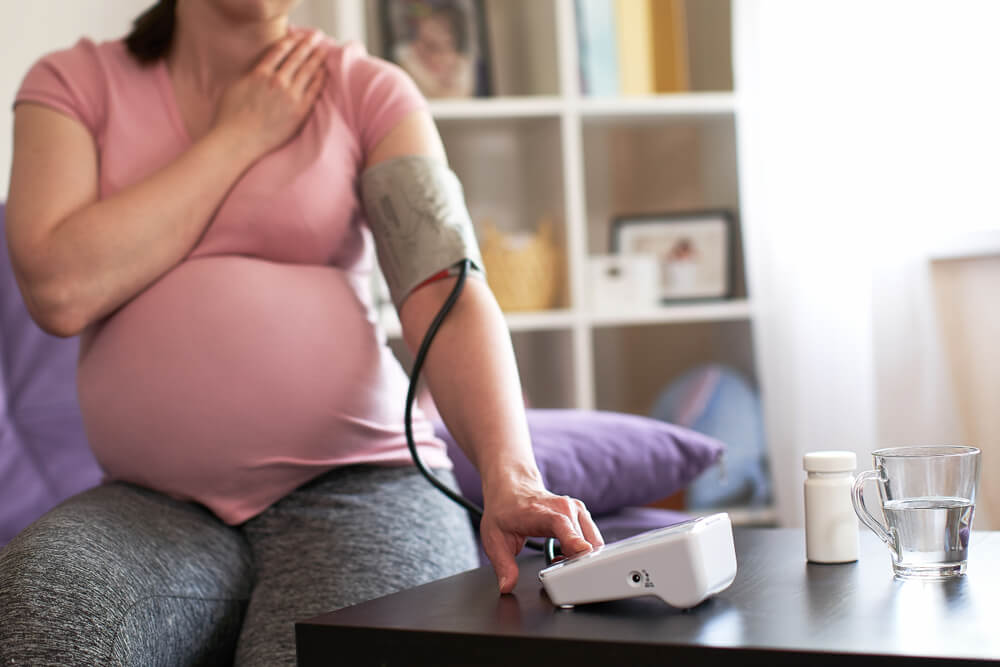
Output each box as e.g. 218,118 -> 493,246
0,203 -> 103,547
434,409 -> 725,517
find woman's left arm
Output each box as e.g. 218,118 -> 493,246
366,111 -> 604,594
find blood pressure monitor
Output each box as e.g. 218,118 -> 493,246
538,513 -> 738,609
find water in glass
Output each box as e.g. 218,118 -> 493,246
883,496 -> 973,576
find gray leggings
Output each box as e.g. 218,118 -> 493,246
0,465 -> 479,666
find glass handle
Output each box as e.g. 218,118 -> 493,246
852,468 -> 899,559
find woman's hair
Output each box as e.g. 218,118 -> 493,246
125,0 -> 177,63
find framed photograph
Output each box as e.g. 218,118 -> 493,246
380,0 -> 492,99
610,210 -> 733,302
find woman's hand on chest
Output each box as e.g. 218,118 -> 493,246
179,30 -> 329,163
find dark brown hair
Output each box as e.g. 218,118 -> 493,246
124,0 -> 177,63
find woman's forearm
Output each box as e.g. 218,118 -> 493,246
399,278 -> 544,496
12,120 -> 257,336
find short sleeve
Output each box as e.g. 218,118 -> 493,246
14,38 -> 107,137
333,41 -> 428,157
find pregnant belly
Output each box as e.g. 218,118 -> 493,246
77,256 -> 416,500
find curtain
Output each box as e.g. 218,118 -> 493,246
734,1 -> 1000,527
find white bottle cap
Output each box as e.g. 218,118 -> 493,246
803,450 -> 857,473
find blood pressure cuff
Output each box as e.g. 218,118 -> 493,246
360,155 -> 486,308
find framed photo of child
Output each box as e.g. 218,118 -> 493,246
380,0 -> 492,98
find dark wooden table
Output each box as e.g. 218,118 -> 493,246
297,529 -> 1000,666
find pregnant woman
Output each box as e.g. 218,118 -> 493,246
0,0 -> 601,664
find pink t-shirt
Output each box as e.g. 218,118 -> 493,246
14,36 -> 453,524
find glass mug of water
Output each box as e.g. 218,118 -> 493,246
851,446 -> 981,579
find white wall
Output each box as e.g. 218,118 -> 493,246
1,1 -> 150,198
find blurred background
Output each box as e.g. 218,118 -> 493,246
3,0 -> 997,530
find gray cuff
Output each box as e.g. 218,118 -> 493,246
361,155 -> 485,308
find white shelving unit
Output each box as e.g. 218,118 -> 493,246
380,299 -> 752,337
300,0 -> 758,419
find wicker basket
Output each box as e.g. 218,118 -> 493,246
479,219 -> 562,312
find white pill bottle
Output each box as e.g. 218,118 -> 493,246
803,450 -> 860,563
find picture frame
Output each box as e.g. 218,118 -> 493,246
379,0 -> 492,99
610,210 -> 733,302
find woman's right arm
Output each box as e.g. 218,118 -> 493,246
5,32 -> 327,337
6,105 -> 261,338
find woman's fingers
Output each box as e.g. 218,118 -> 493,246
543,501 -> 593,557
291,46 -> 328,96
302,65 -> 327,106
481,531 -> 522,594
545,497 -> 603,557
574,498 -> 605,550
275,31 -> 323,86
255,34 -> 298,74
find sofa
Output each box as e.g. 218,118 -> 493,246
0,203 -> 103,546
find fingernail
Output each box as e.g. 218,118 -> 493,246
498,577 -> 508,592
